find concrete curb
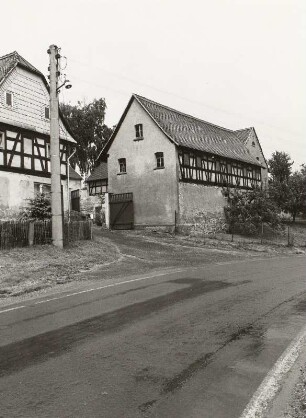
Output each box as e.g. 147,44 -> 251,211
267,342 -> 306,418
239,324 -> 306,418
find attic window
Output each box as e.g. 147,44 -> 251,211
5,92 -> 12,107
135,124 -> 143,139
252,141 -> 255,147
256,157 -> 260,160
45,107 -> 50,119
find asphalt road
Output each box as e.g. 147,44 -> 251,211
0,254 -> 305,418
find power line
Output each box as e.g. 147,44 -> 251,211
68,57 -> 305,141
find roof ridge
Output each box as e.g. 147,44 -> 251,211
0,51 -> 42,75
234,127 -> 253,133
0,51 -> 18,60
133,93 -> 236,134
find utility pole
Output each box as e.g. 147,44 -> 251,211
48,45 -> 63,248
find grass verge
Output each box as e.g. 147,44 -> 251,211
0,237 -> 118,298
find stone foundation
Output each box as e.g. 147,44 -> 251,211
178,182 -> 228,235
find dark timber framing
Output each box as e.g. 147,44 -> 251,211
0,121 -> 69,179
88,179 -> 108,196
178,147 -> 261,189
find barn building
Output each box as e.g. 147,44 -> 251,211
101,94 -> 268,232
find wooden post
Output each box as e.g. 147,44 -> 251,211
261,222 -> 264,244
287,225 -> 290,246
105,192 -> 110,229
28,222 -> 35,246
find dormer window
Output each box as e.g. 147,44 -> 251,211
135,124 -> 143,139
45,107 -> 50,119
5,92 -> 12,107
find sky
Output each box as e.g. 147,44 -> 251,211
2,0 -> 305,169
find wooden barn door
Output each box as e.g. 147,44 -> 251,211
109,193 -> 134,230
71,189 -> 80,212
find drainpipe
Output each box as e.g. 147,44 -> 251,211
67,149 -> 76,222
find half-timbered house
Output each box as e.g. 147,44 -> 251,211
101,94 -> 268,231
0,51 -> 76,219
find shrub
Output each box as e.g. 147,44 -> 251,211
223,187 -> 282,235
20,193 -> 51,221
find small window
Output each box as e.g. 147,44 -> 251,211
155,152 -> 164,168
118,158 -> 126,173
45,107 -> 50,119
135,124 -> 143,139
46,143 -> 51,158
256,156 -> 259,161
0,132 -> 4,149
252,141 -> 255,147
6,92 -> 12,107
34,182 -> 51,196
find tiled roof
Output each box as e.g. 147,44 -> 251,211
86,162 -> 108,182
0,51 -> 42,84
134,95 -> 261,166
69,166 -> 82,180
234,128 -> 252,144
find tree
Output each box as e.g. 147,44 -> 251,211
269,157 -> 306,221
268,151 -> 293,183
281,169 -> 306,222
223,187 -> 281,235
20,193 -> 51,220
60,98 -> 113,176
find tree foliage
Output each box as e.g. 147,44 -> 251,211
268,151 -> 293,183
60,98 -> 113,176
20,193 -> 51,220
223,187 -> 281,235
268,151 -> 305,221
285,171 -> 306,221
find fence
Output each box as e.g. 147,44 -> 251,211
0,220 -> 92,250
191,222 -> 306,248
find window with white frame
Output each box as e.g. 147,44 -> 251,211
34,182 -> 51,196
155,152 -> 164,168
135,124 -> 143,139
118,158 -> 126,173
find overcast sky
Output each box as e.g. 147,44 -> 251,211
3,0 -> 305,169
